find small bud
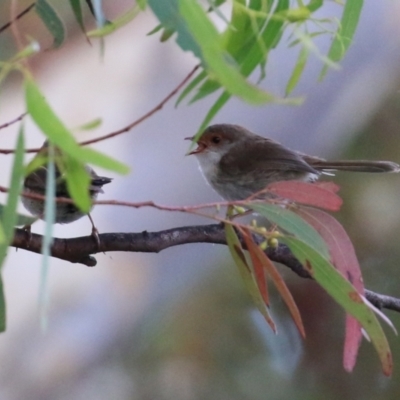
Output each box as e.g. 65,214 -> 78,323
259,240 -> 268,251
258,227 -> 268,234
268,238 -> 279,248
234,206 -> 246,214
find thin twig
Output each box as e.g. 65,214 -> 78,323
0,112 -> 27,130
0,2 -> 35,35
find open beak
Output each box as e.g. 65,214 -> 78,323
185,136 -> 206,155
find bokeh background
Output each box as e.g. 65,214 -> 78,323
1,1 -> 400,399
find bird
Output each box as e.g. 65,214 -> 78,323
22,141 -> 112,245
186,124 -> 400,201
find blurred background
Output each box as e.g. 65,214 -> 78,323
1,1 -> 400,399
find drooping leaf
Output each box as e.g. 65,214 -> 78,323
281,236 -> 392,376
0,277 -> 5,333
267,181 -> 343,211
149,0 -> 291,105
69,0 -> 86,34
179,0 -> 286,104
306,0 -> 323,13
160,27 -> 176,42
320,0 -> 364,79
241,228 -> 305,338
294,206 -> 363,371
87,5 -> 141,37
60,156 -> 92,213
137,0 -> 147,10
0,129 -> 25,332
188,0 -> 303,105
225,223 -> 276,332
0,129 -> 25,263
175,70 -> 206,106
248,203 -> 329,258
240,228 -> 269,306
285,46 -> 308,95
192,91 -> 231,143
76,118 -> 102,131
35,0 -> 66,48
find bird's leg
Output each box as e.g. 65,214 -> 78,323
22,224 -> 32,247
87,213 -> 101,249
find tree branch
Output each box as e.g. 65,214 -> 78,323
0,3 -> 35,35
11,224 -> 400,313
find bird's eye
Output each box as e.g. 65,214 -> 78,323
211,136 -> 221,144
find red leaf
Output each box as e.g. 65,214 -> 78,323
241,228 -> 269,306
295,206 -> 364,371
315,181 -> 340,193
267,180 -> 343,211
343,315 -> 363,372
244,234 -> 306,339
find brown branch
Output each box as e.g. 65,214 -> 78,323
11,224 -> 400,314
0,2 -> 35,35
0,112 -> 27,130
0,65 -> 200,155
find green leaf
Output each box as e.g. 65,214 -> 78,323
160,27 -> 175,42
225,223 -> 276,332
189,0 -> 304,105
306,0 -> 323,13
35,0 -> 66,48
320,0 -> 364,80
77,147 -> 128,174
0,129 -> 25,258
0,129 -> 25,333
75,117 -> 102,131
87,5 -> 141,37
25,78 -> 130,174
281,236 -> 392,376
63,156 -> 92,213
248,203 -> 329,258
147,23 -> 164,36
69,0 -> 86,33
175,70 -> 206,106
149,0 -> 288,105
179,0 -> 279,104
190,91 -> 231,144
0,277 -> 6,333
285,46 -> 308,96
137,0 -> 147,10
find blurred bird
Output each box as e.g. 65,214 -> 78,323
22,141 -> 112,245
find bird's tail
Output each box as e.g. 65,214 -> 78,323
309,160 -> 400,173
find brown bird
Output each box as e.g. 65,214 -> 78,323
187,124 -> 399,200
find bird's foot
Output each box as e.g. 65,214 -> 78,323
22,224 -> 32,247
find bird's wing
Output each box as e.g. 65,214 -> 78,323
219,138 -> 318,176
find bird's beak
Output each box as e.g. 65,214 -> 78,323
185,136 -> 205,155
